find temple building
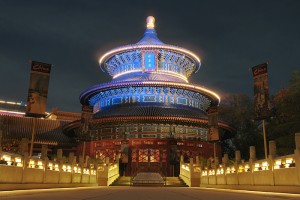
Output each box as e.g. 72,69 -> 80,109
63,16 -> 234,176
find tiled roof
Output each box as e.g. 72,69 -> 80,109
0,114 -> 75,145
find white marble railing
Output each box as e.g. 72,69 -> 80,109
200,151 -> 300,186
179,160 -> 201,187
0,152 -> 97,184
97,160 -> 120,186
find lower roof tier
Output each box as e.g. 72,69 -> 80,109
80,81 -> 220,114
93,104 -> 206,119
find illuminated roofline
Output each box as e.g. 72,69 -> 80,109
80,81 -> 220,105
0,109 -> 25,115
99,44 -> 201,73
112,69 -> 188,83
0,100 -> 24,106
139,81 -> 220,103
112,70 -> 142,79
155,70 -> 188,83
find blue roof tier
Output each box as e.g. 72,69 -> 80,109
98,16 -> 201,82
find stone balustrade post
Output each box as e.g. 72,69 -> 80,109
249,146 -> 256,185
295,133 -> 300,151
85,155 -> 90,168
180,155 -> 184,163
0,130 -> 3,153
200,161 -> 204,170
249,146 -> 256,162
269,140 -> 276,157
105,157 -> 110,165
41,145 -> 48,159
214,157 -> 219,168
58,159 -> 64,184
79,155 -> 84,168
96,157 -> 111,186
190,157 -> 194,165
68,153 -> 76,183
71,157 -> 76,166
20,138 -> 29,156
207,158 -> 211,169
116,154 -> 120,174
116,153 -> 121,161
196,156 -> 200,165
267,141 -> 276,185
57,149 -> 63,162
223,154 -> 229,165
68,152 -> 74,164
294,133 -> 300,185
43,157 -> 49,183
21,152 -> 29,183
97,163 -> 109,186
221,154 -> 229,184
232,151 -> 240,185
235,150 -> 241,164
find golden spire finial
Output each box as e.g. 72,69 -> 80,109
146,16 -> 155,29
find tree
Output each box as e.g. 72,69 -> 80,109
267,71 -> 300,155
219,93 -> 264,160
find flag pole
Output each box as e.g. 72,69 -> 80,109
213,142 -> 216,159
29,118 -> 36,157
262,119 -> 268,160
82,141 -> 86,158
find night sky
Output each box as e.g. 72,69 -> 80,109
1,0 -> 300,112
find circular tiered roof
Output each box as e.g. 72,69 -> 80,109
80,16 -> 220,114
98,16 -> 201,82
64,16 -> 235,143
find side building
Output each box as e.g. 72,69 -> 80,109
0,100 -> 79,157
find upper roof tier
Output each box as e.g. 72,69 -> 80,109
99,16 -> 201,83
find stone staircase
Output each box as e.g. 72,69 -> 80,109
110,176 -> 131,186
165,177 -> 188,187
132,172 -> 165,186
110,176 -> 188,187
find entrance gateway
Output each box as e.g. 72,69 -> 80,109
63,16 -> 235,177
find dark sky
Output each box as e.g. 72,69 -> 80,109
1,0 -> 300,112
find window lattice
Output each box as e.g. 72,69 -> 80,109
139,149 -> 148,163
150,149 -> 160,163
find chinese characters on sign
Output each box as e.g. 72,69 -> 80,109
26,61 -> 52,118
144,52 -> 156,71
251,63 -> 271,120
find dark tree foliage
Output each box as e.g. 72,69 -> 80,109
219,94 -> 264,160
267,71 -> 300,155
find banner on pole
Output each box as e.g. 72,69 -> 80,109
207,106 -> 219,141
251,63 -> 271,120
26,61 -> 52,118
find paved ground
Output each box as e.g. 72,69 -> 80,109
1,186 -> 300,200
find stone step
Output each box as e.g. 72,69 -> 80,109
111,176 -> 188,187
165,177 -> 188,187
132,172 -> 165,186
110,176 -> 131,186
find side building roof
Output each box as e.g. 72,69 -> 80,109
0,114 -> 76,146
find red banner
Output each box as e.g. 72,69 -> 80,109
252,63 -> 271,120
26,61 -> 52,118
